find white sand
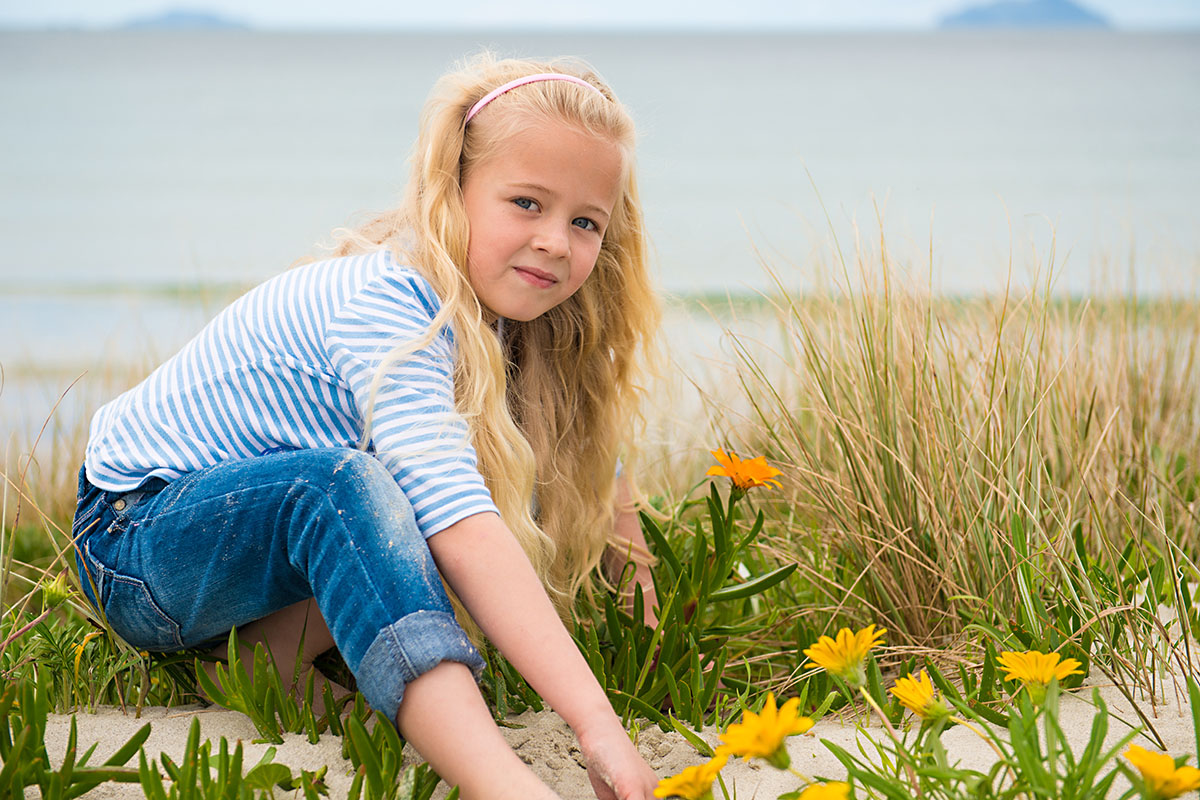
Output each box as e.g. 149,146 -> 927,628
35,676 -> 1197,798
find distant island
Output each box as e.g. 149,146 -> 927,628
940,0 -> 1110,28
121,9 -> 249,30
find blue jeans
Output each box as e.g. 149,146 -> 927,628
72,447 -> 484,724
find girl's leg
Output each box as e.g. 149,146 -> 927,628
204,597 -> 351,718
397,662 -> 558,800
205,607 -> 559,799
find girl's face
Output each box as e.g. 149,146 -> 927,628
461,119 -> 624,322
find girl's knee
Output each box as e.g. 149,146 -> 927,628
293,448 -> 412,512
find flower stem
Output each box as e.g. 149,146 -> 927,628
950,715 -> 1019,795
0,608 -> 52,660
788,766 -> 814,784
949,716 -> 1005,762
859,687 -> 923,797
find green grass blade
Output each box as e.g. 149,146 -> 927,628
102,722 -> 152,767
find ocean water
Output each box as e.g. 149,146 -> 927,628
1,30 -> 1198,433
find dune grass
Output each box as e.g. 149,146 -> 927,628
706,256 -> 1200,706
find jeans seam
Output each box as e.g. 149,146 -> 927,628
83,540 -> 184,649
81,540 -> 106,602
108,574 -> 185,649
71,497 -> 108,538
379,624 -> 419,683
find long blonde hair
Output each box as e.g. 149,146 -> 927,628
330,53 -> 660,616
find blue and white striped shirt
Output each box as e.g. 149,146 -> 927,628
85,249 -> 499,538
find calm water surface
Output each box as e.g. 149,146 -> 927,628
2,30 -> 1198,433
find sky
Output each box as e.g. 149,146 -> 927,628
2,0 -> 1199,30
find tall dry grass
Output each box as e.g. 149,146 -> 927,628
698,241 -> 1199,707
2,363 -> 154,617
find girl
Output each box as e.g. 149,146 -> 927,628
71,53 -> 662,799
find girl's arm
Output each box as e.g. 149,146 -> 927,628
428,511 -> 658,800
603,477 -> 660,628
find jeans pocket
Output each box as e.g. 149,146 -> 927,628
82,540 -> 184,652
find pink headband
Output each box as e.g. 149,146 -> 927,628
465,73 -> 604,124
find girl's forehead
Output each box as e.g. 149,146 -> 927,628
488,123 -> 622,175
471,116 -> 627,177
472,105 -> 623,151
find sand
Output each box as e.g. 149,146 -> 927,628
31,673 -> 1198,799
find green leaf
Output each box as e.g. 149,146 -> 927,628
193,657 -> 230,707
252,644 -> 271,710
103,722 -> 152,767
0,724 -> 30,790
668,714 -> 714,757
347,767 -> 364,800
59,715 -> 77,788
979,639 -> 998,702
346,715 -> 384,793
244,762 -> 294,790
811,690 -> 840,719
607,690 -> 667,726
1190,676 -> 1200,769
708,563 -> 797,602
640,512 -> 681,580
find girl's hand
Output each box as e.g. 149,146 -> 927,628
578,723 -> 658,800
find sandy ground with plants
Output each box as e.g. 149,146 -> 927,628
36,675 -> 1196,799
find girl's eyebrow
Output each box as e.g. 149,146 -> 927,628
508,182 -> 612,221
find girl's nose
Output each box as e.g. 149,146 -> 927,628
532,220 -> 571,259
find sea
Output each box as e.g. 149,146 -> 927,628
1,29 -> 1198,438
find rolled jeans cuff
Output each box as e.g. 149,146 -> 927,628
356,609 -> 485,724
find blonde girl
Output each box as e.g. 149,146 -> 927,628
72,53 -> 661,799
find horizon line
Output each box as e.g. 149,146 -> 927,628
4,21 -> 1199,33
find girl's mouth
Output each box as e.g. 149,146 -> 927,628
514,266 -> 558,288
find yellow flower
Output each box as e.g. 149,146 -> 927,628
706,449 -> 783,491
802,625 -> 886,688
889,669 -> 950,721
717,692 -> 813,770
654,753 -> 728,800
1125,744 -> 1200,799
997,650 -> 1084,704
73,631 -> 104,681
797,782 -> 852,800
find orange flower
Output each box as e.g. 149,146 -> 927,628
707,449 -> 782,491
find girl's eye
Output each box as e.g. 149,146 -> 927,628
572,217 -> 599,232
513,197 -> 538,211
